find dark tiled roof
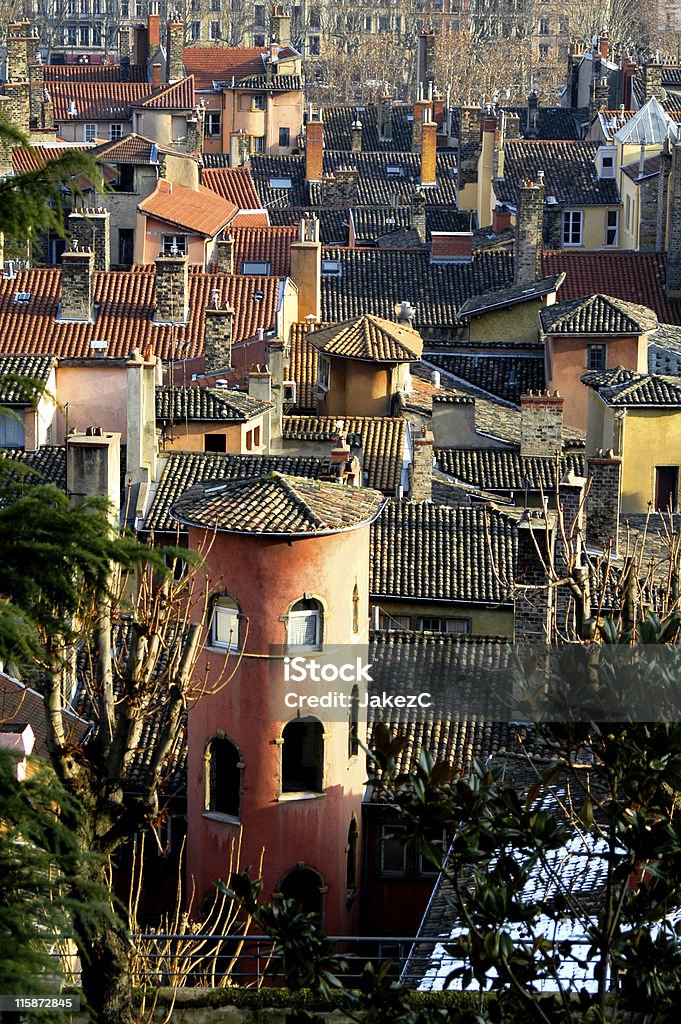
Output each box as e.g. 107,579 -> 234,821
200,166 -> 262,208
582,368 -> 681,406
248,154 -> 309,206
541,250 -> 681,325
0,353 -> 55,403
503,105 -> 589,140
222,74 -> 302,92
370,500 -> 516,604
230,224 -> 298,276
648,324 -> 681,373
320,249 -> 514,329
540,294 -> 658,335
495,140 -> 620,206
352,206 -> 472,244
0,670 -> 90,757
269,207 -> 350,244
89,133 -> 170,165
155,386 -> 270,423
0,446 -> 66,489
171,472 -> 385,535
308,314 -> 422,362
144,450 -> 325,532
318,103 -> 413,151
435,448 -> 586,492
289,321 -> 321,410
426,353 -> 545,404
281,415 -> 406,493
458,274 -> 564,318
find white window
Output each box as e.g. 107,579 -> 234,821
252,94 -> 266,111
287,598 -> 322,649
317,354 -> 330,392
84,123 -> 97,142
418,617 -> 470,634
109,123 -> 123,140
598,151 -> 615,178
162,234 -> 188,255
206,111 -> 221,136
379,613 -> 411,631
605,209 -> 619,246
562,210 -> 583,246
211,595 -> 240,650
241,260 -> 270,274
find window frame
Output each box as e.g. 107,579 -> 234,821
206,111 -> 221,137
84,123 -> 97,143
586,344 -> 606,371
316,354 -> 331,392
287,598 -> 323,651
605,209 -> 619,246
162,234 -> 188,256
109,123 -> 123,141
204,735 -> 242,818
562,209 -> 583,247
278,127 -> 291,148
210,594 -> 241,651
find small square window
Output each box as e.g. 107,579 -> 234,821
162,234 -> 188,255
109,123 -> 123,140
84,124 -> 97,143
252,135 -> 265,153
206,111 -> 221,136
212,597 -> 240,650
587,345 -> 606,371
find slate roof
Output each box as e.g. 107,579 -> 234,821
89,133 -> 171,165
352,206 -> 473,244
269,207 -> 350,244
426,353 -> 545,404
539,294 -> 658,335
541,250 -> 681,324
582,368 -> 681,406
0,354 -> 56,403
319,249 -> 514,329
370,501 -> 516,604
144,450 -> 325,532
0,446 -> 66,489
458,274 -> 564,318
138,180 -> 237,236
435,448 -> 586,493
170,472 -> 385,536
494,140 -> 620,206
281,415 -> 406,493
0,267 -> 282,361
318,103 -> 414,151
308,314 -> 423,363
155,386 -> 270,423
200,166 -> 262,209
49,77 -> 195,121
230,224 -> 298,276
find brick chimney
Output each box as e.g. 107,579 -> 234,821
5,22 -> 31,81
119,25 -> 132,82
147,13 -> 161,51
125,348 -> 158,518
410,188 -> 426,243
412,98 -> 431,153
154,251 -> 189,323
421,119 -> 437,187
305,115 -> 324,182
133,24 -> 149,68
68,208 -> 110,272
67,428 -> 122,523
514,511 -> 555,641
591,76 -> 610,119
411,426 -> 433,502
514,178 -> 544,286
272,4 -> 291,45
379,94 -> 393,141
290,215 -> 321,321
585,451 -> 621,554
151,62 -> 162,89
520,391 -> 563,458
166,20 -> 185,84
599,33 -> 610,59
60,246 -> 95,322
215,234 -> 234,274
457,107 -> 484,193
431,232 -> 473,261
643,59 -> 666,103
351,119 -> 362,153
492,204 -> 512,233
666,141 -> 681,298
204,304 -> 234,373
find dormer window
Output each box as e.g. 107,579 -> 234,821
597,146 -> 616,179
269,176 -> 293,189
242,260 -> 270,274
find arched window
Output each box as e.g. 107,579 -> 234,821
348,685 -> 359,758
204,736 -> 242,817
281,717 -> 324,792
287,597 -> 322,650
211,594 -> 240,651
346,817 -> 359,891
279,866 -> 324,917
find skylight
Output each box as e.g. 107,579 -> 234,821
269,176 -> 293,188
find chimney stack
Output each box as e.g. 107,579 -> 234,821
411,427 -> 433,502
410,188 -> 426,243
248,368 -> 272,450
492,204 -> 512,233
204,304 -> 234,373
126,348 -> 158,518
412,99 -> 431,153
514,178 -> 544,286
147,13 -> 161,52
290,215 -> 322,321
420,118 -> 437,187
215,234 -> 234,274
643,59 -> 666,103
60,246 -> 95,322
151,62 -> 162,89
351,119 -> 362,153
5,22 -> 31,82
305,115 -> 324,182
520,391 -> 563,458
154,251 -> 189,323
67,429 -> 122,523
431,395 -> 478,446
585,451 -> 621,554
379,93 -> 393,141
119,25 -> 131,82
665,141 -> 681,298
68,208 -> 110,272
166,20 -> 185,84
272,4 -> 291,46
457,107 -> 484,195
514,512 -> 555,641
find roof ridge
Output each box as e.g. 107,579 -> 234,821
274,473 -> 327,530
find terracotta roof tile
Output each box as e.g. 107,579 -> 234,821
201,166 -> 261,208
42,63 -> 148,83
495,140 -> 620,206
582,368 -> 681,406
138,180 -> 236,236
49,77 -> 194,122
282,415 -> 406,493
435,448 -> 586,492
11,143 -> 88,173
289,321 -> 321,409
182,46 -> 265,89
171,472 -> 385,535
540,294 -> 658,335
156,385 -> 270,423
230,224 -> 297,275
427,352 -> 545,404
0,446 -> 66,489
0,267 -> 281,361
308,314 -> 423,362
90,133 -> 171,165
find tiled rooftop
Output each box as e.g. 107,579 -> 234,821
495,140 -> 620,206
170,472 -> 385,535
289,321 -> 321,409
582,367 -> 681,406
352,206 -> 473,244
0,446 -> 66,489
281,415 -> 406,493
435,448 -> 586,493
138,180 -> 237,236
269,207 -> 350,244
318,103 -> 414,151
308,314 -> 423,363
11,143 -> 89,174
155,385 -> 270,423
42,63 -> 148,83
458,274 -> 564,318
426,352 -> 545,404
224,74 -> 303,92
49,77 -> 195,121
89,133 -> 172,166
183,46 -> 265,88
230,224 -> 298,276
144,450 -> 324,532
0,353 -> 56,403
371,500 -> 516,604
540,294 -> 658,335
200,166 -> 262,209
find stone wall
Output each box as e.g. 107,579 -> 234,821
68,209 -> 111,272
204,308 -> 234,373
60,249 -> 94,321
514,180 -> 543,286
155,254 -> 189,324
585,453 -> 621,554
519,392 -> 564,458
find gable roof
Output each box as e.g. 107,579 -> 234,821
171,472 -> 385,536
613,95 -> 679,144
0,354 -> 56,404
138,180 -> 237,236
495,140 -> 620,207
155,386 -> 271,423
308,314 -> 423,363
426,352 -> 545,405
11,142 -> 90,174
319,103 -> 414,151
183,46 -> 265,88
371,500 -> 516,604
435,448 -> 586,493
89,133 -> 171,165
539,294 -> 658,335
230,224 -> 297,276
582,367 -> 681,406
49,78 -> 195,122
201,165 -> 262,208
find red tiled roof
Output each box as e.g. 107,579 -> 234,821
137,77 -> 195,109
138,180 -> 236,236
201,166 -> 261,208
0,267 -> 281,361
541,250 -> 681,325
91,133 -> 176,165
183,46 -> 264,88
230,211 -> 269,227
230,224 -> 297,275
41,63 -> 148,83
50,77 -> 194,121
11,144 -> 88,173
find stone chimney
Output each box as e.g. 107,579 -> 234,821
585,451 -> 621,554
5,22 -> 31,81
457,107 -> 484,193
520,391 -> 563,458
432,395 -> 479,446
125,349 -> 158,518
119,25 -> 132,83
60,247 -> 95,322
421,119 -> 437,187
1,81 -> 30,133
379,94 -> 393,141
412,98 -> 431,153
68,208 -> 110,272
67,428 -> 121,523
514,178 -> 544,287
204,304 -> 234,373
416,33 -> 436,97
215,235 -> 234,274
186,113 -> 202,154
643,59 -> 666,103
656,139 -> 672,251
514,511 -> 555,641
166,20 -> 185,84
666,141 -> 681,298
410,188 -> 426,243
151,62 -> 162,89
410,426 -> 433,502
321,167 -> 358,206
40,89 -> 54,129
154,251 -> 189,323
351,119 -> 362,154
290,215 -> 321,321
272,4 -> 291,46
526,88 -> 539,135
305,115 -> 324,182
591,76 -> 610,119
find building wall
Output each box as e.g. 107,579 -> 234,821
320,360 -> 394,418
374,599 -> 514,640
467,296 -> 554,343
186,523 -> 372,935
56,119 -> 132,143
161,415 -> 267,454
619,408 -> 681,513
222,88 -> 303,155
54,363 -> 128,442
137,213 -> 207,266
